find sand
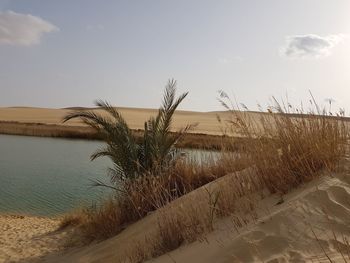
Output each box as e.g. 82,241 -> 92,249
26,164 -> 350,263
0,107 -> 258,135
151,172 -> 350,263
0,215 -> 69,263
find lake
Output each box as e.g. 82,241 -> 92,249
0,134 -> 216,216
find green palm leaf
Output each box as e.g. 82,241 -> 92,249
63,79 -> 192,187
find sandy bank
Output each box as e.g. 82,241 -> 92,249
0,215 -> 69,263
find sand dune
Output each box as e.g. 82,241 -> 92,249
27,164 -> 350,263
2,107 -> 346,139
151,173 -> 350,263
0,107 -> 259,135
0,107 -> 221,135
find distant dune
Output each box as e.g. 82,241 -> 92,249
0,106 -> 238,135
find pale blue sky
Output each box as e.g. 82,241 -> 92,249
0,0 -> 349,112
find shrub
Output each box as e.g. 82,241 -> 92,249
63,79 -> 194,184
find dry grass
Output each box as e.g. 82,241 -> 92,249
59,153 -> 248,243
121,194 -> 213,263
218,94 -> 349,194
0,121 -> 101,140
120,168 -> 261,263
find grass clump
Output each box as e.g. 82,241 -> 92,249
120,168 -> 260,263
219,92 -> 349,194
61,153 -> 246,242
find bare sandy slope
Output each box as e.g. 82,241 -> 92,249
0,215 -> 70,263
0,107 -> 259,135
33,166 -> 350,263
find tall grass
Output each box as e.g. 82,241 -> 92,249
218,92 -> 349,193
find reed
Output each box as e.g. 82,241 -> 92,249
218,92 -> 349,194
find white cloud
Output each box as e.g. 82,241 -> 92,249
280,34 -> 346,59
0,11 -> 58,46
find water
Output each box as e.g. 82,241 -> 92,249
0,134 -> 112,216
0,134 -> 217,216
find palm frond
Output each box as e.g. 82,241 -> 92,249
63,79 -> 191,187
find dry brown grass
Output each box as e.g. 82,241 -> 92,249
121,194 -> 213,263
120,168 -> 261,263
59,153 -> 248,243
218,94 -> 349,194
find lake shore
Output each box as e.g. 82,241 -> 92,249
0,106 -> 237,150
0,121 -> 237,150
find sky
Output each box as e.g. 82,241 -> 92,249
0,0 -> 349,112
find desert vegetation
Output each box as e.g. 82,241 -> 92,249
63,79 -> 197,183
60,84 -> 349,262
0,120 -> 238,150
61,80 -> 248,241
114,94 -> 349,262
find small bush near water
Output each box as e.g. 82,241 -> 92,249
63,79 -> 195,184
60,80 -> 248,242
60,153 -> 247,242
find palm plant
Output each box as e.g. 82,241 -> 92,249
63,79 -> 193,187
